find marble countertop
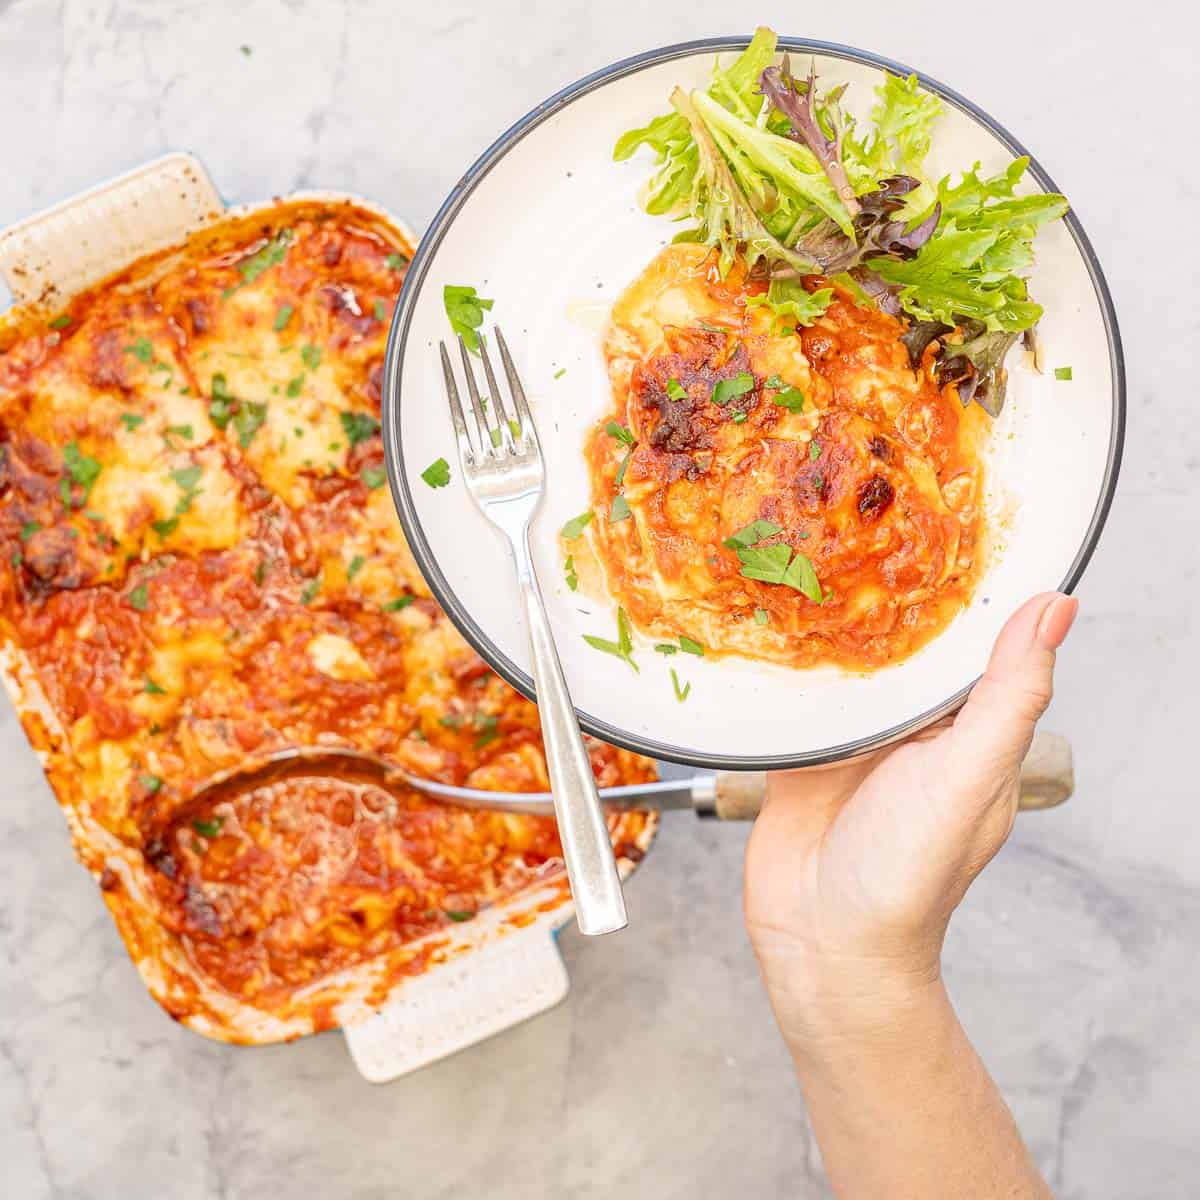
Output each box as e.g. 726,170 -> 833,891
1,2 -> 1195,1196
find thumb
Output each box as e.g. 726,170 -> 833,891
947,591 -> 1078,783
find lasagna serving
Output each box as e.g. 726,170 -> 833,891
584,245 -> 989,671
0,199 -> 653,1041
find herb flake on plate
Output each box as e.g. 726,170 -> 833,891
561,510 -> 593,540
444,285 -> 494,355
421,457 -> 450,488
583,606 -> 639,672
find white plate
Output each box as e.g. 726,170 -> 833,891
382,37 -> 1123,770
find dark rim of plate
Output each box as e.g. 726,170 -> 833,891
382,35 -> 1126,772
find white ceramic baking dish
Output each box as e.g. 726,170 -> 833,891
0,152 -> 658,1082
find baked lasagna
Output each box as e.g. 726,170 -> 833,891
583,245 -> 989,671
0,200 -> 654,1041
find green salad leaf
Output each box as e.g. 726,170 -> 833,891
746,277 -> 834,330
614,26 -> 1068,413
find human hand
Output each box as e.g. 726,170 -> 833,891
744,591 -> 1078,1051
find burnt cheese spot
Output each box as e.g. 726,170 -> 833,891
868,434 -> 892,462
857,475 -> 896,523
23,526 -> 86,588
639,334 -> 755,453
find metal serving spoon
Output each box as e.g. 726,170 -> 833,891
190,732 -> 1074,821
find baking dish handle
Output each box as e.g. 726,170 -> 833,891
0,152 -> 222,307
341,921 -> 570,1083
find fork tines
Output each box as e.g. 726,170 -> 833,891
439,326 -> 536,464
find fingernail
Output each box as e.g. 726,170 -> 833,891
1036,593 -> 1079,650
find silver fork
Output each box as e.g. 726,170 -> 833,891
438,327 -> 627,936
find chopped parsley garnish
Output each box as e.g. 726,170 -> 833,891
339,410 -> 380,446
420,457 -> 450,488
564,555 -> 578,591
254,558 -> 269,586
208,374 -> 235,429
473,713 -> 500,748
192,817 -> 224,838
125,337 -> 154,364
49,314 -> 72,330
62,442 -> 102,505
143,676 -> 167,695
560,510 -> 593,540
1054,366 -> 1073,381
346,554 -> 365,581
85,510 -> 103,522
139,773 -> 162,793
737,543 -> 823,603
443,284 -> 493,355
679,635 -> 704,656
361,465 -> 388,489
119,412 -> 145,431
711,372 -> 755,406
382,594 -> 413,611
754,607 -> 770,626
127,583 -> 149,611
809,440 -> 821,462
771,381 -> 806,412
19,521 -> 39,542
151,517 -> 179,538
301,344 -> 322,370
286,374 -> 305,398
165,423 -> 193,440
732,411 -> 748,424
233,401 -> 269,448
273,304 -> 294,331
169,464 -> 202,503
374,299 -> 387,322
300,577 -> 321,605
698,321 -> 730,334
385,252 -> 408,271
10,551 -> 21,566
666,378 -> 688,401
553,367 -> 566,380
654,643 -> 678,655
232,229 -> 292,290
605,421 -> 635,445
610,494 -> 631,522
671,668 -> 691,703
583,605 -> 638,673
722,518 -> 782,550
443,909 -> 475,922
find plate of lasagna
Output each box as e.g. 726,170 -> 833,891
384,28 -> 1124,769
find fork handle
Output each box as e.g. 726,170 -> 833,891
514,529 -> 627,935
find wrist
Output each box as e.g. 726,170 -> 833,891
750,927 -> 947,1068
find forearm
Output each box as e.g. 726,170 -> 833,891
776,970 -> 1050,1200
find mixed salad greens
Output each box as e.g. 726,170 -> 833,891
614,27 -> 1068,414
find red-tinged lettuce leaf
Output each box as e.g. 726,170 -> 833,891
760,60 -> 860,218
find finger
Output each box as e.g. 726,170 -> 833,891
949,591 -> 1078,779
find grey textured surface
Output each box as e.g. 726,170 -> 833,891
0,2 -> 1195,1197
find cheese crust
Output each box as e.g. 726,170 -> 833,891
0,200 -> 654,1040
586,245 -> 988,670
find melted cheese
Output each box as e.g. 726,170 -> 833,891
0,201 -> 657,1040
584,245 -> 988,671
